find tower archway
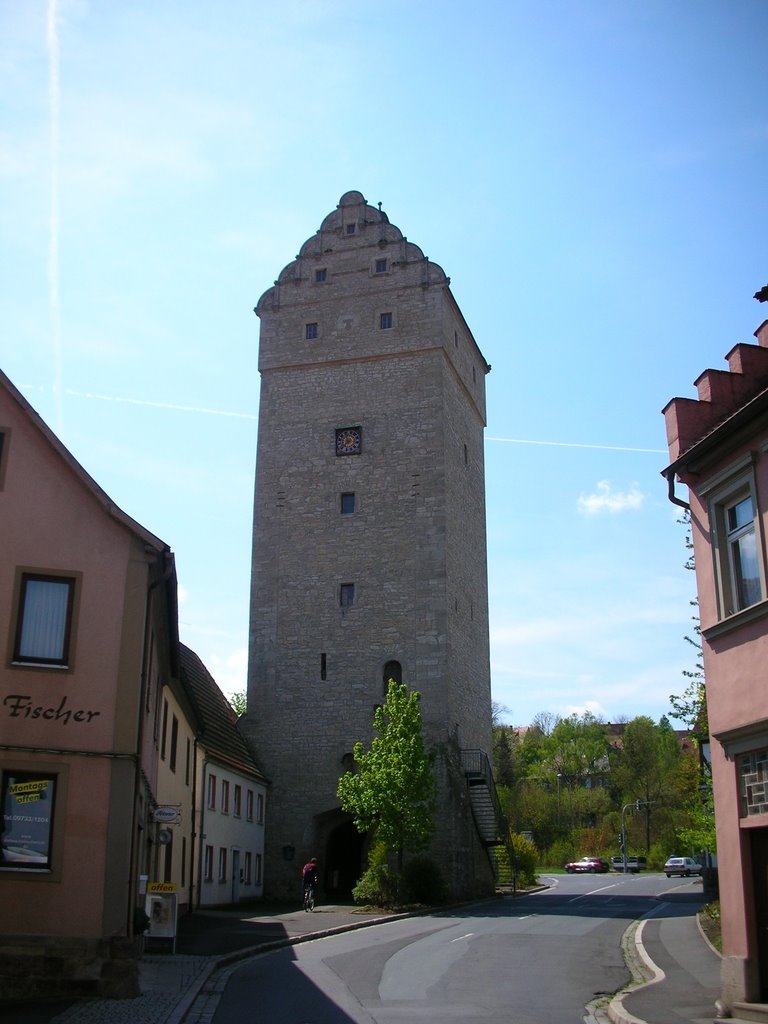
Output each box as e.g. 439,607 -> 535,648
324,818 -> 366,900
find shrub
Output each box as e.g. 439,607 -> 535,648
508,832 -> 538,885
352,863 -> 400,907
402,856 -> 448,905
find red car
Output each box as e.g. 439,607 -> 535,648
564,856 -> 610,874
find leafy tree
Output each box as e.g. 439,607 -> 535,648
545,712 -> 610,788
228,691 -> 247,716
669,510 -> 708,739
337,680 -> 436,872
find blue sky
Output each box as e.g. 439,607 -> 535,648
2,0 -> 766,727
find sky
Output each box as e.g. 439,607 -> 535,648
1,0 -> 766,728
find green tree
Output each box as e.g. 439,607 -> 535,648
228,691 -> 247,716
493,727 -> 515,788
337,680 -> 436,872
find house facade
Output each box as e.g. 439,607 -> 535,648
242,191 -> 498,901
180,645 -> 267,907
0,370 -> 185,999
662,309 -> 768,1012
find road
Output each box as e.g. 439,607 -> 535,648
208,872 -> 699,1024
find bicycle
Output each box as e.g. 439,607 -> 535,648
303,882 -> 315,912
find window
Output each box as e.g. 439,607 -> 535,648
203,845 -> 214,881
739,749 -> 768,816
0,771 -> 57,871
246,789 -> 254,821
345,222 -> 356,235
340,583 -> 355,607
380,312 -> 393,330
383,660 -> 402,688
169,715 -> 179,773
375,258 -> 387,273
314,268 -> 327,283
320,652 -> 327,680
161,699 -> 169,760
341,492 -> 355,514
13,573 -> 76,667
0,428 -> 8,490
207,774 -> 217,810
234,784 -> 242,818
725,496 -> 761,610
221,779 -> 230,814
255,852 -> 263,884
218,847 -> 227,882
305,322 -> 318,340
709,471 -> 765,617
256,792 -> 264,824
244,851 -> 252,884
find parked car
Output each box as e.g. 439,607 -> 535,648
611,855 -> 647,873
664,856 -> 702,877
564,856 -> 611,874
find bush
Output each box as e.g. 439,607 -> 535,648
508,832 -> 538,885
402,856 -> 448,905
352,863 -> 400,907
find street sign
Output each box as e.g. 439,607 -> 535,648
153,806 -> 179,823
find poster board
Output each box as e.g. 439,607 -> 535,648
145,882 -> 178,948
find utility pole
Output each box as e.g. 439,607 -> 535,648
621,799 -> 653,873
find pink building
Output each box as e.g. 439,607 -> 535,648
0,371 -> 182,1000
663,306 -> 768,1016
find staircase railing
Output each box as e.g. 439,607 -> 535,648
460,749 -> 517,889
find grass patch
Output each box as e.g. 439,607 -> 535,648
699,901 -> 721,953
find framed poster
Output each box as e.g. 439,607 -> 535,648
1,771 -> 56,870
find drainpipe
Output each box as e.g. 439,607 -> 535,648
664,469 -> 690,511
196,758 -> 208,910
189,737 -> 200,912
127,548 -> 174,937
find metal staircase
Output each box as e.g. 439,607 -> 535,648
461,749 -> 515,883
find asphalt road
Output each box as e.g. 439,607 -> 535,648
210,872 -> 692,1023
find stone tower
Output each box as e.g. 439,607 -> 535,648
242,191 -> 495,900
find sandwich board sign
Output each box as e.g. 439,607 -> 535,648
145,881 -> 178,949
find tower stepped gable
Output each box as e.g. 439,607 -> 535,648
663,320 -> 768,462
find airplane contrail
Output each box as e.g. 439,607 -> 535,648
47,0 -> 63,433
486,436 -> 666,454
65,389 -> 258,420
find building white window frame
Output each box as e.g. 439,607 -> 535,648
207,773 -> 217,810
221,779 -> 230,814
203,844 -> 214,881
218,847 -> 227,882
246,789 -> 254,821
702,457 -> 766,619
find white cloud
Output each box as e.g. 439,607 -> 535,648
577,480 -> 644,515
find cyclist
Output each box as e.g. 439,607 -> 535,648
302,857 -> 319,911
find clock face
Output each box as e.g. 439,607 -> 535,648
336,427 -> 361,456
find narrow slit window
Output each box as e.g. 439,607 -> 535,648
340,583 -> 355,607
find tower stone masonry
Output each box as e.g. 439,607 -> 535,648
242,190 -> 495,900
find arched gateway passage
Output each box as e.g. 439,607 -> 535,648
324,818 -> 366,900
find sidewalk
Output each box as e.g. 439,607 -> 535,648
3,888 -> 722,1024
603,902 -> 721,1024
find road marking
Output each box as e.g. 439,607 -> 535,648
450,932 -> 474,942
